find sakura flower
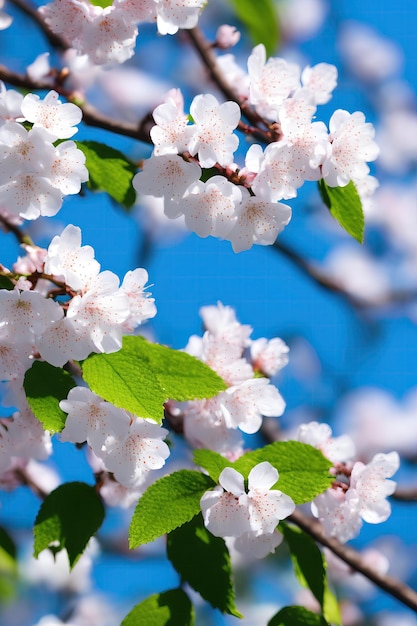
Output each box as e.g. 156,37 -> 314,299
44,224 -> 100,292
0,288 -> 63,345
60,386 -> 130,452
21,91 -> 83,140
296,421 -> 356,464
200,462 -> 295,557
79,6 -> 138,66
133,153 -> 201,200
226,192 -> 291,252
350,452 -> 399,524
250,337 -> 290,378
312,486 -> 363,543
301,63 -> 338,105
101,417 -> 170,487
0,81 -> 23,123
48,141 -> 88,195
67,270 -> 130,353
120,268 -> 157,330
182,397 -> 244,456
247,44 -> 300,121
188,94 -> 240,167
154,0 -> 205,35
215,24 -> 241,49
220,377 -> 285,434
322,109 -> 379,187
251,141 -> 306,201
180,176 -> 241,239
150,94 -> 194,155
200,301 -> 252,349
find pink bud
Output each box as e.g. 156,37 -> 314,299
215,24 -> 241,49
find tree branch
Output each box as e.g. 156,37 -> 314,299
0,65 -> 153,143
289,508 -> 417,613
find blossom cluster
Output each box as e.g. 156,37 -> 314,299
60,386 -> 170,493
167,302 -> 289,457
0,85 -> 88,220
39,0 -> 206,65
133,44 -> 379,251
295,421 -> 400,543
0,224 -> 156,485
200,461 -> 295,559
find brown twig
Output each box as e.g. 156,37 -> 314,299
9,0 -> 69,50
289,508 -> 417,613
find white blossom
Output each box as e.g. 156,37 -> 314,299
200,463 -> 295,558
188,94 -> 240,167
322,109 -> 379,187
21,91 -> 83,140
247,44 -> 300,121
226,192 -> 291,252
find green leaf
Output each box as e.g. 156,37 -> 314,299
89,0 -> 112,7
121,588 -> 194,626
167,514 -> 242,618
129,470 -> 215,548
82,335 -> 227,423
281,524 -> 341,625
228,0 -> 279,56
76,140 -> 137,210
318,179 -> 364,243
0,276 -> 14,290
34,482 -> 105,568
24,361 -> 76,433
268,606 -> 330,626
193,449 -> 232,482
0,527 -> 17,576
233,441 -> 333,504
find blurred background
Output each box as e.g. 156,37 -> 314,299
1,0 -> 417,624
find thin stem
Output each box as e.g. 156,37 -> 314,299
0,65 -> 153,143
9,0 -> 69,49
289,508 -> 417,613
0,215 -> 34,245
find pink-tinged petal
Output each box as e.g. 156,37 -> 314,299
200,489 -> 250,538
218,467 -> 245,496
248,461 -> 279,490
234,529 -> 283,559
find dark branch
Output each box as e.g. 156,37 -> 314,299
289,508 -> 417,613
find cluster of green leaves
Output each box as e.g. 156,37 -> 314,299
125,444 -> 335,623
23,335 -> 341,625
23,336 -> 226,565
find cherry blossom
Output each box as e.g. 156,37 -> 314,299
21,90 -> 83,140
180,176 -> 241,239
215,24 -> 241,49
220,377 -> 286,434
250,337 -> 290,378
44,223 -> 100,291
60,387 -> 170,488
247,44 -> 300,121
133,153 -> 201,201
350,452 -> 400,524
101,417 -> 170,487
322,109 -> 379,187
150,94 -> 194,155
154,0 -> 205,36
296,421 -> 356,464
200,462 -> 295,557
187,93 -> 240,167
226,192 -> 291,253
